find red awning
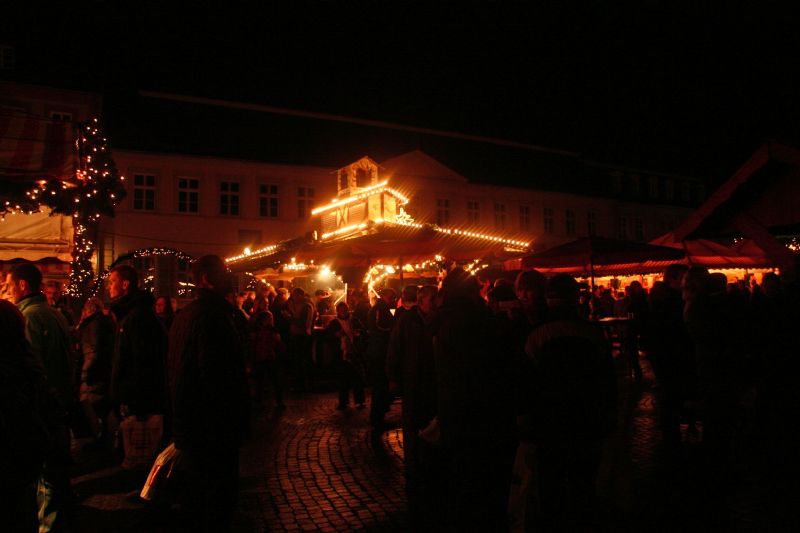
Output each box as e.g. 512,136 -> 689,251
0,111 -> 76,183
650,232 -> 774,268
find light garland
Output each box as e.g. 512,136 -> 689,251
310,181 -> 409,216
225,243 -> 280,263
90,247 -> 195,297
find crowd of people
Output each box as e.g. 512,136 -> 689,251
2,255 -> 798,531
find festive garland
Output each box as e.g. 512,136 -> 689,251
90,247 -> 195,297
1,118 -> 126,299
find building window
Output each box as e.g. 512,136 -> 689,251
543,207 -> 554,234
519,205 -> 530,231
177,178 -> 199,213
219,181 -> 240,216
587,211 -> 597,236
259,184 -> 279,218
680,182 -> 691,203
436,199 -> 450,226
694,184 -> 705,204
494,203 -> 506,229
50,111 -> 72,122
629,175 -> 641,196
611,173 -> 623,194
618,216 -> 629,239
648,176 -> 659,198
664,179 -> 674,201
565,209 -> 576,236
297,186 -> 315,219
0,45 -> 14,70
634,217 -> 644,241
132,174 -> 156,211
467,200 -> 480,224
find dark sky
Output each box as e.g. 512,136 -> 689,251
5,1 -> 799,188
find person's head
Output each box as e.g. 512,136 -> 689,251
191,255 -> 228,290
291,287 -> 305,301
0,298 -> 27,355
401,285 -> 418,306
708,273 -> 727,295
418,285 -> 438,314
379,287 -> 397,306
514,269 -> 547,305
628,280 -> 643,296
275,287 -> 289,303
237,292 -> 248,307
546,274 -> 580,310
682,266 -> 709,301
664,264 -> 689,291
253,283 -> 266,298
441,268 -> 480,306
762,272 -> 781,298
8,262 -> 43,303
44,280 -> 62,306
108,264 -> 138,300
155,295 -> 173,316
336,301 -> 350,319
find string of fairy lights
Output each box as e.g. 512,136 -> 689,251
1,118 -> 126,299
90,248 -> 195,297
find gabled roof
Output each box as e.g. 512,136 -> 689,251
380,150 -> 468,183
674,142 -> 800,240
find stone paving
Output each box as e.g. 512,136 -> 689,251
70,357 -> 799,532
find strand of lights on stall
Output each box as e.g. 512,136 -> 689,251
225,243 -> 280,263
310,181 -> 410,216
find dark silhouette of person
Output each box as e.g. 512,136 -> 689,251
167,255 -> 250,531
386,285 -> 439,523
367,287 -> 396,439
433,268 -> 516,531
522,274 -> 617,530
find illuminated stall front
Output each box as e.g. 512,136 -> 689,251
225,157 -> 530,295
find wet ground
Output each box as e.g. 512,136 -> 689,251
71,357 -> 798,531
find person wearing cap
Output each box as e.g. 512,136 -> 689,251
519,273 -> 617,530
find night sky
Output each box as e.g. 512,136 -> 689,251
4,1 -> 799,188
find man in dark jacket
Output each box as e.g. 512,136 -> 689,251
7,263 -> 73,533
367,287 -> 396,438
647,264 -> 693,441
387,285 -> 438,524
522,274 -> 617,530
108,265 -> 168,420
168,255 -> 249,531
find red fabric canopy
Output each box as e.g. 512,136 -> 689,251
0,111 -> 75,182
507,237 -> 685,276
650,232 -> 773,268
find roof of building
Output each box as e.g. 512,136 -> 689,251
99,90 -> 702,204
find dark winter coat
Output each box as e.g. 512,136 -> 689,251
386,306 -> 437,429
78,311 -> 115,402
432,299 -> 515,447
523,316 -> 617,443
17,293 -> 74,407
0,343 -> 67,489
168,288 -> 249,452
110,290 -> 168,415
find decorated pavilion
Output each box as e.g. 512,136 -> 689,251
225,157 -> 530,294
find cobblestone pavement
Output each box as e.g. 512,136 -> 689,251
71,358 -> 798,532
